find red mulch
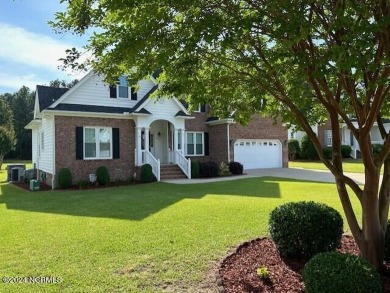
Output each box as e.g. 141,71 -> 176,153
12,181 -> 52,191
219,235 -> 390,292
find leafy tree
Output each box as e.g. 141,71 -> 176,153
52,1 -> 390,268
1,86 -> 34,159
49,79 -> 78,88
0,99 -> 16,168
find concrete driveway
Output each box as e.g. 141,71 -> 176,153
163,167 -> 368,185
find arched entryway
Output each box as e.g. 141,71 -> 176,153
149,120 -> 171,164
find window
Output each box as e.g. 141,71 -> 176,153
194,104 -> 206,112
325,130 -> 332,147
186,132 -> 204,156
118,76 -> 128,99
84,127 -> 112,159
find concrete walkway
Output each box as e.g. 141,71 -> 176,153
162,167 -> 368,185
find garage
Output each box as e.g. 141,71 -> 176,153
234,139 -> 282,169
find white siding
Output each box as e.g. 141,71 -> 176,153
62,74 -> 155,108
31,128 -> 38,167
37,116 -> 54,174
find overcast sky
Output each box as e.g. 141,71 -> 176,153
0,0 -> 89,94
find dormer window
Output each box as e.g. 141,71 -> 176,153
109,76 -> 138,100
118,76 -> 128,99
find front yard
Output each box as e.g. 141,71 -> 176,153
289,159 -> 367,173
0,164 -> 361,292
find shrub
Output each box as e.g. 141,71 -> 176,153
58,168 -> 72,189
140,164 -> 155,183
300,134 -> 318,160
341,145 -> 352,158
199,161 -> 219,178
288,139 -> 301,160
269,201 -> 343,259
191,161 -> 200,178
77,179 -> 90,189
373,144 -> 384,155
96,166 -> 110,185
228,161 -> 244,175
384,221 -> 390,262
323,147 -> 332,159
219,162 -> 231,176
303,252 -> 382,293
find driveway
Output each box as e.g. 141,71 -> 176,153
163,167 -> 368,184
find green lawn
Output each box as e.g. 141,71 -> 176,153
289,159 -> 368,173
0,164 -> 361,292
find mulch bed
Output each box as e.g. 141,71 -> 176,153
219,235 -> 390,292
12,181 -> 52,191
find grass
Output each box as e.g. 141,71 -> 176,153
0,163 -> 362,292
289,159 -> 368,173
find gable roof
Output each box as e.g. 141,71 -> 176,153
37,85 -> 69,110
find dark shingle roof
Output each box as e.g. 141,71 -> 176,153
47,103 -> 133,114
152,68 -> 163,79
37,85 -> 69,110
175,111 -> 190,117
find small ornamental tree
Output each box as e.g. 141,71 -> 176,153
53,1 -> 390,269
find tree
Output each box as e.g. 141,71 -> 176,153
1,86 -> 35,160
52,1 -> 390,269
49,79 -> 78,88
0,99 -> 16,168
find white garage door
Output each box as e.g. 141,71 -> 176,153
234,139 -> 282,169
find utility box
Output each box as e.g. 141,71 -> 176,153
30,180 -> 40,191
7,164 -> 25,181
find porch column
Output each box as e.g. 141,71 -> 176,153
136,127 -> 142,165
144,127 -> 150,153
181,128 -> 186,155
174,128 -> 179,151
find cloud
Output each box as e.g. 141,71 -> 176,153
0,73 -> 46,91
0,22 -> 75,71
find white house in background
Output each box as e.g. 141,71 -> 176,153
288,118 -> 389,159
341,120 -> 390,159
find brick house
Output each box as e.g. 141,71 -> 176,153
26,71 -> 288,188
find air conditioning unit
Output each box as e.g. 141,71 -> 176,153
7,164 -> 26,181
11,167 -> 25,182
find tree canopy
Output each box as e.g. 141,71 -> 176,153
53,0 -> 390,268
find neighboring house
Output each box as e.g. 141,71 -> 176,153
25,72 -> 288,188
288,120 -> 333,148
288,119 -> 389,159
341,119 -> 390,159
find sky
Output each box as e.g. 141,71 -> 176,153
0,0 -> 89,94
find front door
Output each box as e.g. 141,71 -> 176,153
150,121 -> 169,164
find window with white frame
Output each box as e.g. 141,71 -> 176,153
117,76 -> 128,99
186,132 -> 204,156
325,130 -> 332,147
84,127 -> 112,159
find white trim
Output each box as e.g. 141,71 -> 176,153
205,118 -> 235,125
41,109 -> 135,120
52,117 -> 56,189
83,126 -> 113,160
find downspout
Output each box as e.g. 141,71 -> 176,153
51,116 -> 56,189
227,123 -> 230,162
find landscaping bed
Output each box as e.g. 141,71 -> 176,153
219,235 -> 390,292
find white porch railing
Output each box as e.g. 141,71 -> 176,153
174,150 -> 191,179
136,149 -> 161,181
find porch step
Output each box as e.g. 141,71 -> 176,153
160,164 -> 187,180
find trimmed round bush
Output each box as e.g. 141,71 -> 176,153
96,166 -> 110,185
341,145 -> 352,158
269,201 -> 343,259
300,134 -> 318,160
323,147 -> 332,159
288,139 -> 301,160
228,161 -> 243,175
303,252 -> 382,293
384,220 -> 390,262
140,164 -> 155,183
58,167 -> 72,189
191,161 -> 200,178
199,161 -> 219,178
